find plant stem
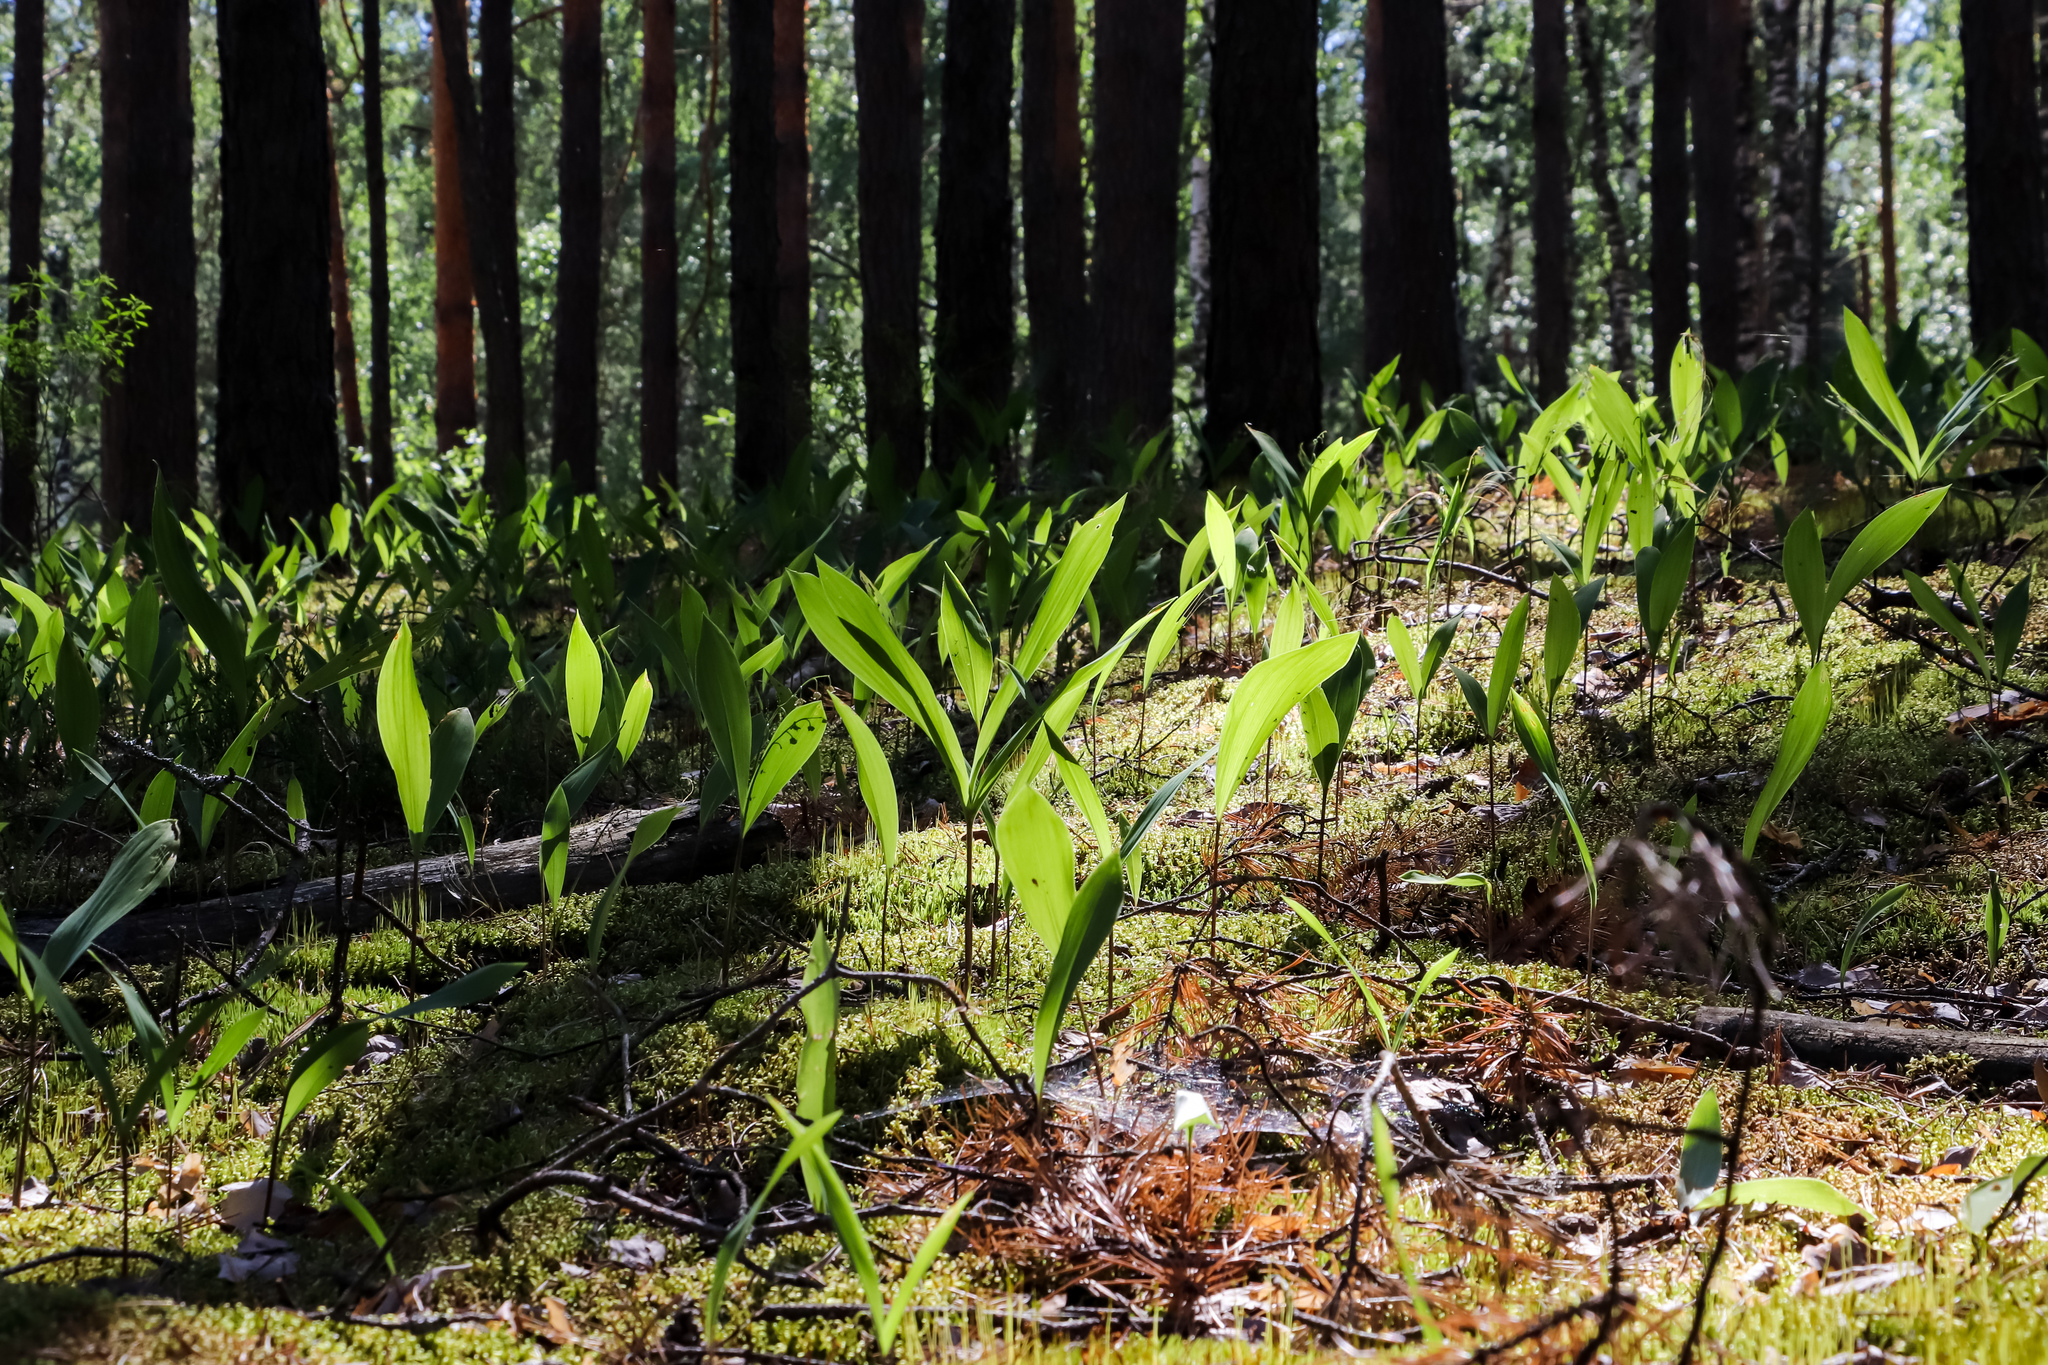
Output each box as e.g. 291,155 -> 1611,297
11,1008 -> 38,1208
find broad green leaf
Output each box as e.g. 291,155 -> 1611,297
1742,662 -> 1834,859
1694,1176 -> 1867,1221
1781,509 -> 1829,660
53,630 -> 99,758
1054,746 -> 1118,870
387,961 -> 527,1021
694,619 -> 756,799
198,1012 -> 266,1083
41,820 -> 180,983
1420,619 -> 1457,691
1301,687 -> 1342,791
420,707 -> 476,850
200,699 -> 279,852
1824,487 -> 1948,611
139,770 -> 176,826
1842,308 -> 1919,468
586,805 -> 684,961
1994,576 -> 2031,684
995,786 -> 1075,951
1268,580 -> 1307,658
1586,367 -> 1650,467
123,576 -> 161,705
1450,665 -> 1487,732
1144,572 -> 1217,690
828,695 -> 898,871
23,948 -> 117,1119
331,1187 -> 396,1274
796,923 -> 840,1124
1385,612 -> 1423,699
564,613 -> 604,758
1214,633 -> 1359,817
1962,1154 -> 2048,1236
1204,492 -> 1239,603
152,481 -> 247,702
1508,690 -> 1559,787
615,671 -> 654,763
1119,745 -> 1216,862
376,623 -> 433,838
283,1022 -> 370,1130
1486,595 -> 1531,732
1541,576 -> 1581,711
1014,496 -> 1124,681
939,566 -> 996,723
1905,570 -> 1988,677
1678,1089 -> 1723,1208
1642,521 -> 1697,657
744,701 -> 827,834
1032,853 -> 1125,1094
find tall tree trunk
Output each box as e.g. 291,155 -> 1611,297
1574,0 -> 1637,380
1649,0 -> 1690,385
1690,0 -> 1754,370
1021,0 -> 1085,471
365,0 -> 394,491
856,0 -> 924,499
641,0 -> 679,492
1093,0 -> 1186,442
431,20 -> 478,453
1962,0 -> 2048,349
730,0 -> 808,490
1877,0 -> 1898,335
478,0 -> 526,503
327,97 -> 367,470
1361,0 -> 1462,404
1760,0 -> 1805,363
1532,0 -> 1572,398
933,0 -> 1015,472
1205,0 -> 1320,456
216,0 -> 338,549
1805,0 -> 1836,360
100,0 -> 197,530
552,0 -> 602,494
2,0 -> 42,546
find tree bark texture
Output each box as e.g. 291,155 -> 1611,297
1205,0 -> 1320,458
553,0 -> 603,494
1690,0 -> 1755,370
1573,0 -> 1636,380
1092,0 -> 1185,442
1649,0 -> 1690,386
1695,1007 -> 2048,1084
327,98 -> 367,466
100,0 -> 197,530
364,0 -> 395,491
215,0 -> 338,551
431,20 -> 478,453
479,0 -> 526,504
641,0 -> 680,491
1878,0 -> 1898,333
855,0 -> 925,497
2,0 -> 41,546
1960,0 -> 2046,349
1361,0 -> 1463,405
730,0 -> 809,490
1760,0 -> 1806,362
1021,0 -> 1086,470
1805,0 -> 1836,360
933,0 -> 1015,472
1532,0 -> 1571,398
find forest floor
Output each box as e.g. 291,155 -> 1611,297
11,478 -> 2048,1363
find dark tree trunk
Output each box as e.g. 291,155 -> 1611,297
856,0 -> 925,498
1690,0 -> 1755,369
1021,0 -> 1085,470
431,19 -> 477,453
552,0 -> 602,494
1361,0 -> 1462,405
1093,0 -> 1186,441
216,0 -> 338,549
2,0 -> 42,546
365,0 -> 394,491
1573,0 -> 1636,380
478,0 -> 526,503
327,98 -> 367,468
1878,0 -> 1897,333
1205,0 -> 1320,457
933,0 -> 1015,472
1962,0 -> 2048,349
1649,0 -> 1690,384
730,0 -> 809,490
1760,0 -> 1805,362
641,0 -> 679,492
100,0 -> 196,530
429,0 -> 524,506
1532,0 -> 1572,397
1805,0 -> 1836,361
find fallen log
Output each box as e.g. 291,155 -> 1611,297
14,802 -> 784,963
1693,1005 -> 2048,1084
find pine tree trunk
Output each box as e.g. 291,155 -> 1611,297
1361,0 -> 1463,405
641,0 -> 679,492
100,0 -> 197,529
1573,0 -> 1637,380
1532,0 -> 1572,398
431,19 -> 478,454
1021,0 -> 1085,470
2,0 -> 42,546
478,0 -> 526,505
1760,0 -> 1806,362
856,0 -> 925,497
1205,0 -> 1320,456
1649,0 -> 1691,384
553,0 -> 602,494
1961,0 -> 2048,349
1878,0 -> 1898,335
365,0 -> 395,491
215,0 -> 338,550
933,0 -> 1015,473
1690,0 -> 1754,370
327,98 -> 367,469
774,0 -> 811,472
1093,0 -> 1185,444
1805,0 -> 1836,358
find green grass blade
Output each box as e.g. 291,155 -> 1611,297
879,1190 -> 976,1353
706,1110 -> 840,1340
